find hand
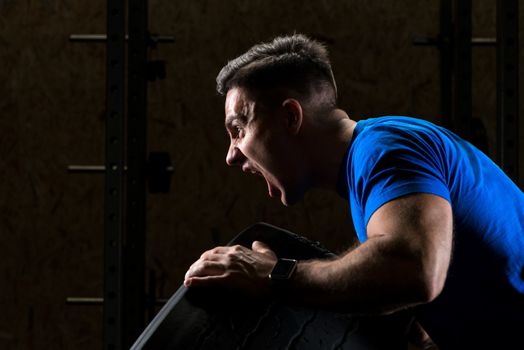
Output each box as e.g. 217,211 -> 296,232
184,241 -> 278,297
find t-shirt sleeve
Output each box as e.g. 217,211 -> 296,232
351,128 -> 452,231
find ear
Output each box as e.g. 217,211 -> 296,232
281,99 -> 303,135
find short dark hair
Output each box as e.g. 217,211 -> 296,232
216,34 -> 337,107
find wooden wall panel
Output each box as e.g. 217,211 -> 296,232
0,1 -> 520,349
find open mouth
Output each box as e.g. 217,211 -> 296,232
264,176 -> 281,199
266,177 -> 274,197
248,167 -> 280,199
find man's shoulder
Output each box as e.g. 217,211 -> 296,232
355,116 -> 441,136
352,116 -> 448,155
351,116 -> 426,156
348,115 -> 452,187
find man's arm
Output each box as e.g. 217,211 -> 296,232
287,193 -> 452,313
185,193 -> 453,315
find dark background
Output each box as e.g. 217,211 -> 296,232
1,1 -> 522,349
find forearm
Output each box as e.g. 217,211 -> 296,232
281,235 -> 433,314
185,195 -> 451,314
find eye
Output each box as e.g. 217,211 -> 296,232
231,125 -> 244,138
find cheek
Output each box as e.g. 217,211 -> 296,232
243,132 -> 268,158
239,136 -> 257,159
243,129 -> 291,173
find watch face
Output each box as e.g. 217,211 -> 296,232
270,258 -> 297,280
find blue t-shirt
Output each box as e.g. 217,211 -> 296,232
338,116 -> 524,348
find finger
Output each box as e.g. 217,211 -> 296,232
185,274 -> 227,288
200,246 -> 230,259
251,240 -> 277,258
199,251 -> 225,261
185,260 -> 225,279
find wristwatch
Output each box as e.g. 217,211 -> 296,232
269,258 -> 298,281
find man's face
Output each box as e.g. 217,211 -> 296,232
224,87 -> 306,206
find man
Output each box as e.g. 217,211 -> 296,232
184,34 -> 524,349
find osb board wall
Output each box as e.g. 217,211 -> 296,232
0,1 -> 522,349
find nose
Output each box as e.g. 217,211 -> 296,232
226,144 -> 246,167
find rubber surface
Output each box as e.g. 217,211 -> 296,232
131,222 -> 409,350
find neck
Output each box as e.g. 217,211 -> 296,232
304,109 -> 357,191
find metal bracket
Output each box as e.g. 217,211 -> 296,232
68,153 -> 174,193
66,297 -> 167,305
413,37 -> 496,46
69,33 -> 175,47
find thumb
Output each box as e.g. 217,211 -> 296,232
252,240 -> 277,258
